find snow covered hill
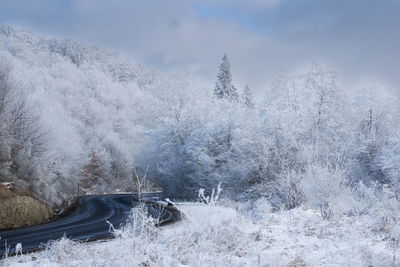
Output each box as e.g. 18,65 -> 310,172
0,25 -> 183,202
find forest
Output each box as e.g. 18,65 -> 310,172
0,25 -> 399,223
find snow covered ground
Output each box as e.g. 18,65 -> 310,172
3,200 -> 399,267
1,25 -> 400,267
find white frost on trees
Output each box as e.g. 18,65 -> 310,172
0,53 -> 45,199
241,84 -> 254,109
3,25 -> 400,221
214,54 -> 239,101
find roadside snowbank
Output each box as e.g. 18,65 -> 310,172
3,201 -> 399,266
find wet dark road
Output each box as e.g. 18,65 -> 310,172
0,194 -> 176,256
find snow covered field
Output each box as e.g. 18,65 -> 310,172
3,199 -> 399,267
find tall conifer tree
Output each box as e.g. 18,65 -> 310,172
214,54 -> 239,101
241,84 -> 254,108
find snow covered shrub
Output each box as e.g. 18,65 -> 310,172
274,169 -> 305,210
350,181 -> 381,216
347,181 -> 400,248
130,164 -> 152,201
348,84 -> 397,186
239,197 -> 273,222
379,131 -> 400,196
41,237 -> 79,264
368,186 -> 400,235
121,204 -> 158,240
164,204 -> 249,265
198,182 -> 222,205
300,164 -> 353,219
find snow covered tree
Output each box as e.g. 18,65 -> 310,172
241,84 -> 254,108
0,55 -> 45,193
304,64 -> 347,135
79,152 -> 102,194
214,54 -> 239,101
299,163 -> 353,219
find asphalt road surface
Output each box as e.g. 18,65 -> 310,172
0,194 -> 178,256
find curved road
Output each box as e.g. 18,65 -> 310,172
0,194 -> 178,256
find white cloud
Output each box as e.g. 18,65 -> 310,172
0,0 -> 399,95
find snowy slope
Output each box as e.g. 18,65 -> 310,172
0,25 -> 177,202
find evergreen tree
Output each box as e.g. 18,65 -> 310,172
214,54 -> 239,101
241,84 -> 254,108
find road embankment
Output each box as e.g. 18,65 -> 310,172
0,183 -> 51,230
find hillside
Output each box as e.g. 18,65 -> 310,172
0,25 -> 181,203
1,25 -> 400,220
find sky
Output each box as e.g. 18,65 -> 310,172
0,0 -> 399,94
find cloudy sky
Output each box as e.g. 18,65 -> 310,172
0,0 -> 399,93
